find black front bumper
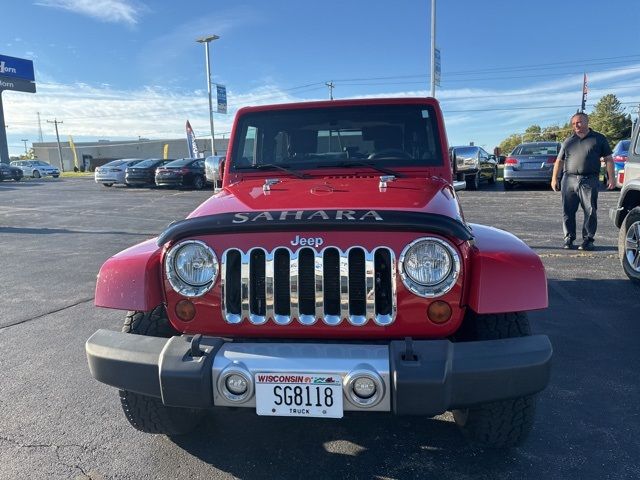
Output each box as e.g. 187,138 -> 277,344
86,330 -> 552,415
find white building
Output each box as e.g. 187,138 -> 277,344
33,137 -> 229,171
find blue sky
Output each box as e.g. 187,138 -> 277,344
2,0 -> 640,157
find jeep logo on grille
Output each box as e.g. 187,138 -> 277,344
291,235 -> 324,247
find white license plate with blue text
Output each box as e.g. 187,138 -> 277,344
255,373 -> 343,418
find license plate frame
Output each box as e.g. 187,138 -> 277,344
255,372 -> 343,418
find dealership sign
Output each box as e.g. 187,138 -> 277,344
0,54 -> 36,93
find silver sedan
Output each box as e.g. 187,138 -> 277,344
503,142 -> 560,189
94,158 -> 143,187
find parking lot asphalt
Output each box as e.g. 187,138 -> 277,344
0,177 -> 638,480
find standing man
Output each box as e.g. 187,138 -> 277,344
551,112 -> 615,250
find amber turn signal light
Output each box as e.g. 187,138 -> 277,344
427,301 -> 452,324
176,300 -> 196,321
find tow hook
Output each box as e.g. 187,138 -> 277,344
401,337 -> 418,362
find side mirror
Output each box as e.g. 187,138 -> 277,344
205,156 -> 224,188
449,147 -> 457,176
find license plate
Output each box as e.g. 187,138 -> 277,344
522,162 -> 543,170
255,373 -> 343,418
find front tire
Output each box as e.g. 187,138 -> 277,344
618,207 -> 640,284
466,172 -> 479,190
193,175 -> 205,190
453,311 -> 537,448
119,306 -> 205,435
488,167 -> 497,184
33,170 -> 41,179
103,183 -> 113,187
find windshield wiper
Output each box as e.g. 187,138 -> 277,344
317,161 -> 403,177
237,163 -> 310,179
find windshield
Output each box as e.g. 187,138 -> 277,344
165,158 -> 194,168
453,147 -> 478,157
513,144 -> 560,155
230,104 -> 442,172
614,140 -> 630,154
133,159 -> 163,168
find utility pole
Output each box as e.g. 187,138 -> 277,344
430,0 -> 436,98
325,81 -> 335,100
47,118 -> 64,172
196,34 -> 220,155
21,139 -> 28,154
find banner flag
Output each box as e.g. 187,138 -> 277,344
580,73 -> 588,113
68,135 -> 79,170
186,120 -> 199,158
163,143 -> 169,159
216,85 -> 227,114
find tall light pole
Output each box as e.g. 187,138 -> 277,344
196,34 -> 220,155
430,0 -> 436,98
21,139 -> 29,154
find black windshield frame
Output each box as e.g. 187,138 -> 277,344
230,104 -> 443,172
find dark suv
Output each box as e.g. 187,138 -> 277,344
610,122 -> 640,283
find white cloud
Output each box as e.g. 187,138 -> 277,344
4,64 -> 640,156
34,0 -> 144,25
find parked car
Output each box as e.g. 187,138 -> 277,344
204,155 -> 225,188
451,145 -> 498,190
602,139 -> 630,189
155,158 -> 207,189
0,163 -> 24,182
94,158 -> 143,187
503,142 -> 561,190
10,160 -> 60,178
610,128 -> 640,283
125,158 -> 173,187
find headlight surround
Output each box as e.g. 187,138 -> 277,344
399,237 -> 460,298
165,240 -> 218,297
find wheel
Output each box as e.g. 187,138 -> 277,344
488,167 -> 497,184
53,175 -> 59,178
466,172 -> 479,190
103,183 -> 113,187
452,311 -> 537,448
618,206 -> 640,284
503,180 -> 514,190
119,306 -> 205,435
193,175 -> 205,190
13,176 -> 21,182
33,170 -> 41,179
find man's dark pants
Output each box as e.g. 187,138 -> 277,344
561,173 -> 599,242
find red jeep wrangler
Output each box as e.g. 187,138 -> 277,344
86,98 -> 552,448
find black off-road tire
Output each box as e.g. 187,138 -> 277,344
453,311 -> 537,448
618,207 -> 640,284
466,172 -> 479,190
119,306 -> 205,435
488,167 -> 497,184
193,175 -> 205,190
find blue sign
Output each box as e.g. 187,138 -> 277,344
0,54 -> 35,82
216,84 -> 227,114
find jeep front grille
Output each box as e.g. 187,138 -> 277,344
221,247 -> 396,326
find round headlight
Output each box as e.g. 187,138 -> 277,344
403,240 -> 452,285
165,240 -> 218,297
399,238 -> 460,298
174,242 -> 217,286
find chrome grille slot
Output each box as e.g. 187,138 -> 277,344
221,246 -> 396,326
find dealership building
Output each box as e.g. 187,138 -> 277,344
32,137 -> 229,172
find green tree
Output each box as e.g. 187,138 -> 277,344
498,134 -> 523,155
588,94 -> 632,147
18,148 -> 36,160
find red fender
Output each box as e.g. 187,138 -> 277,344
466,224 -> 547,314
95,239 -> 164,311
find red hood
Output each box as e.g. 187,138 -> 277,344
188,176 -> 463,221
